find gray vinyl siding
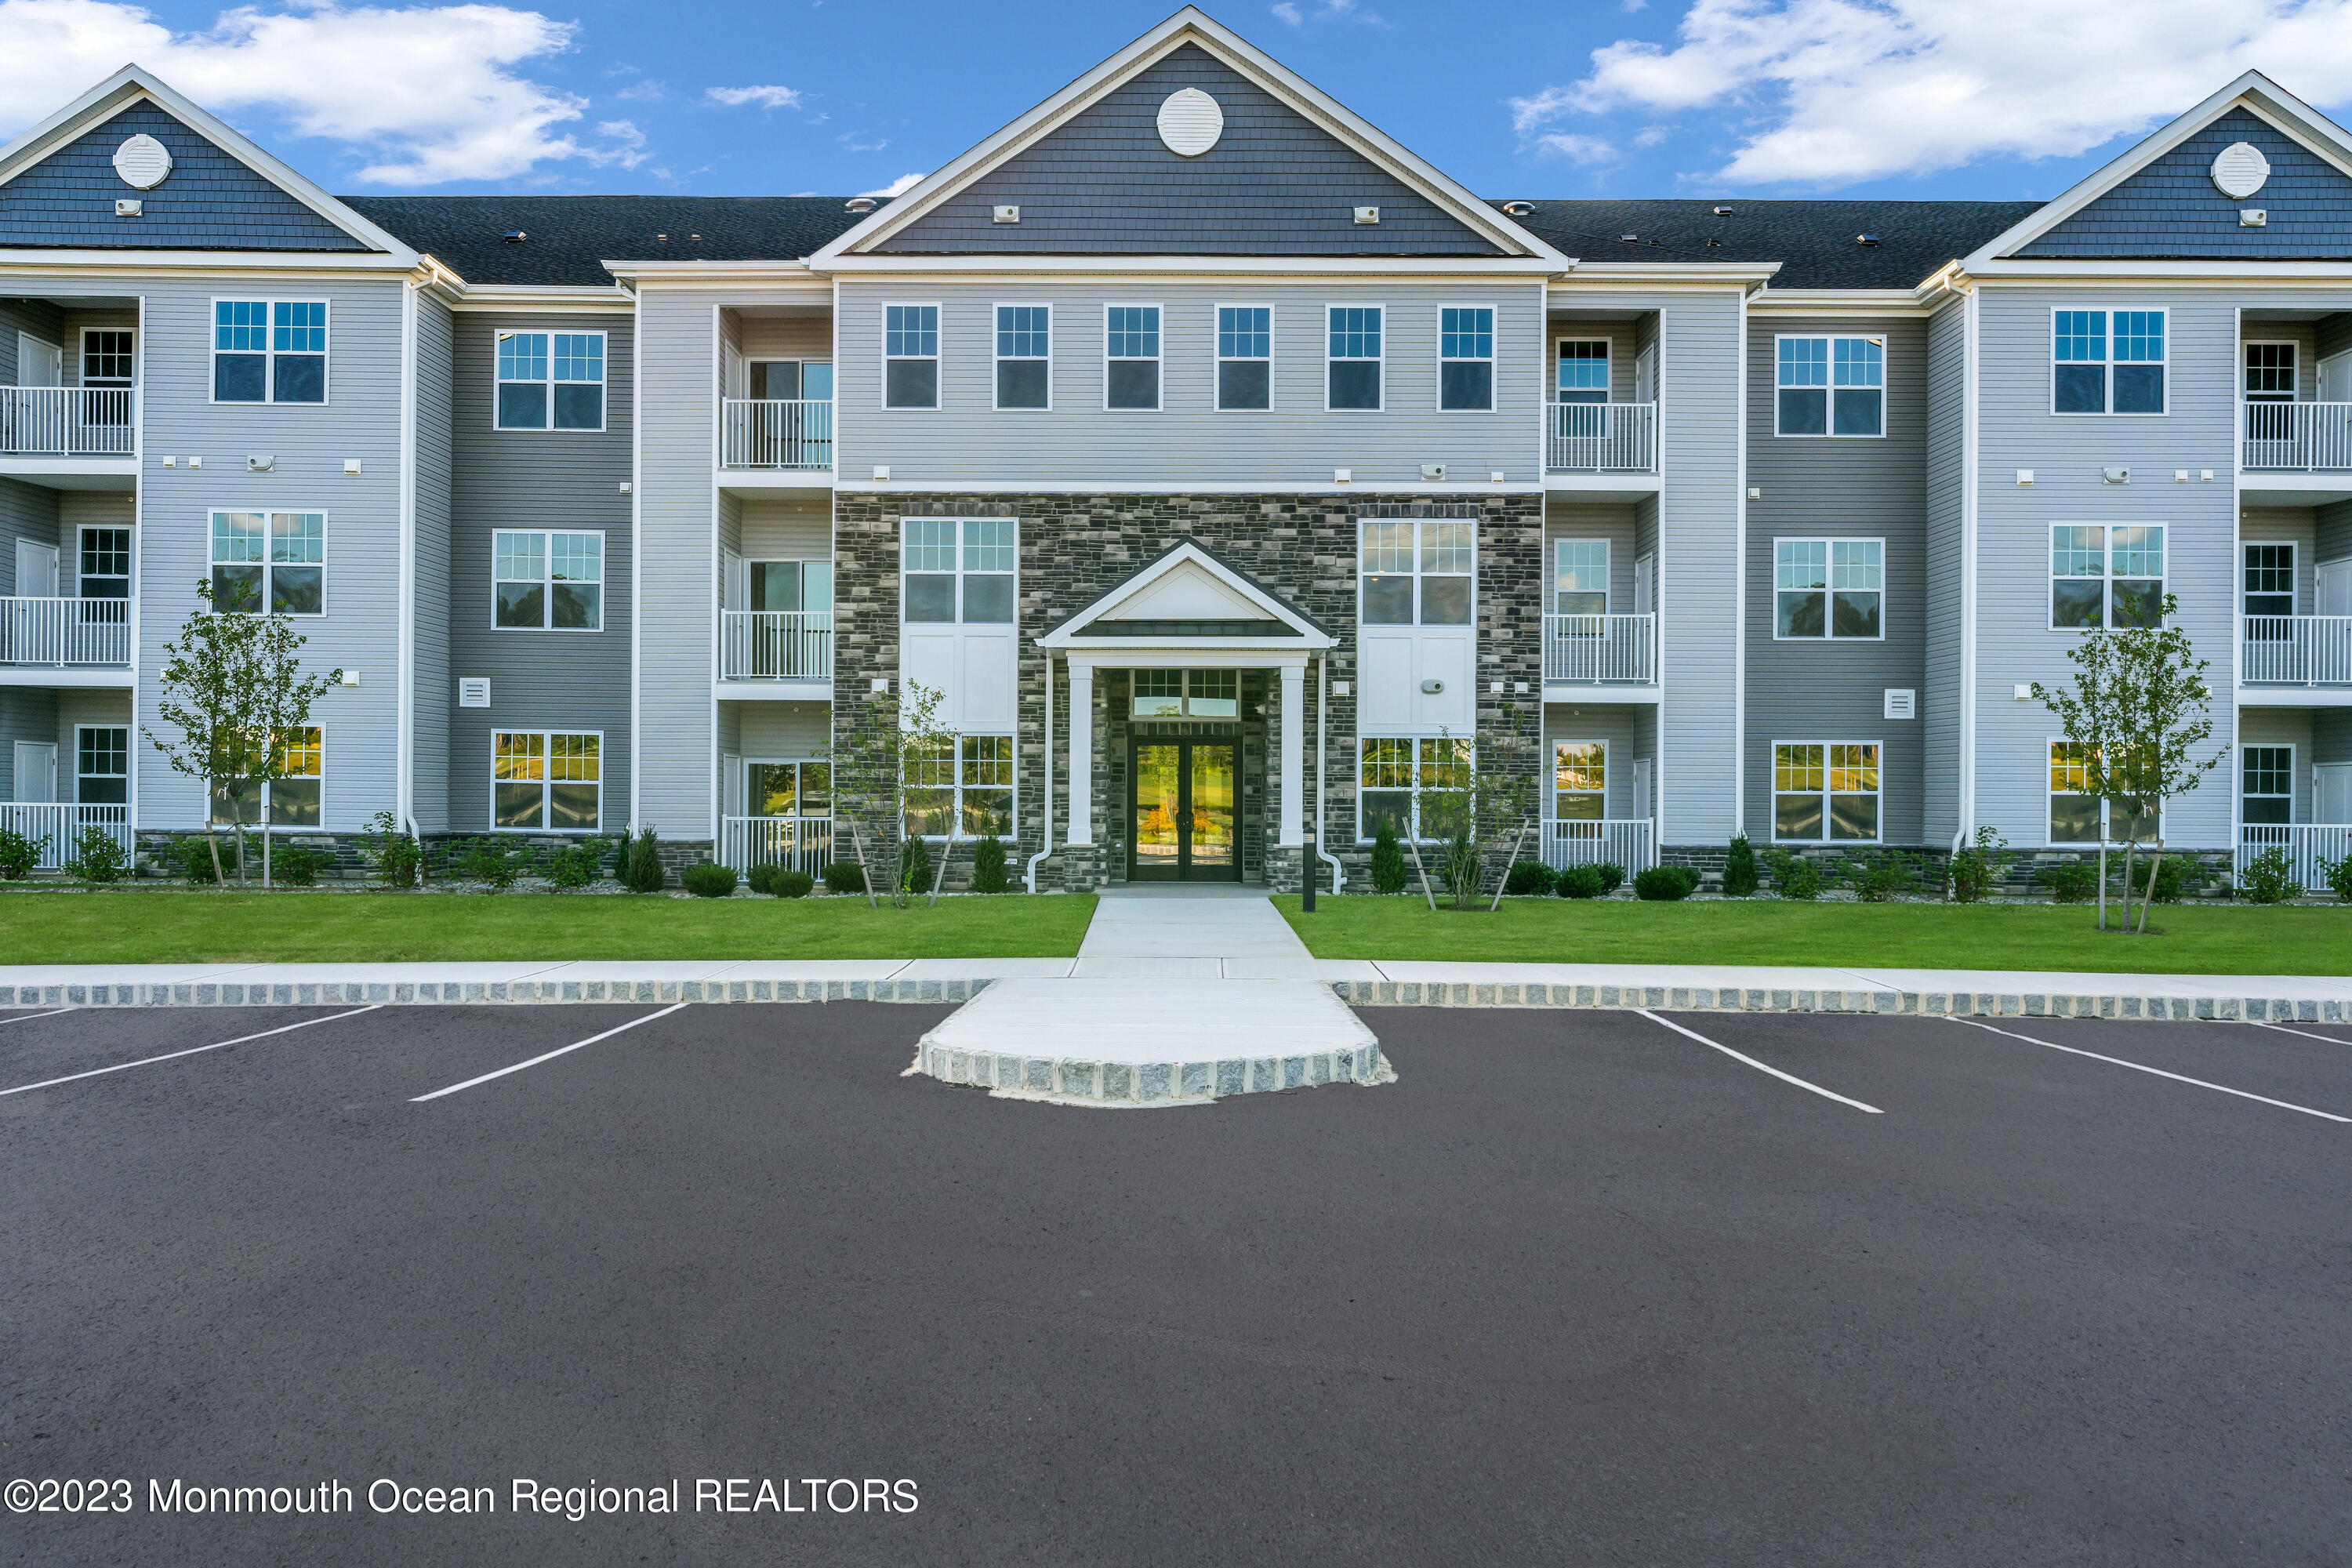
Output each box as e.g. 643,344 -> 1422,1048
1922,297 -> 1965,845
1744,314 -> 1927,844
738,496 -> 829,561
2318,313 -> 2352,364
837,278 -> 1545,487
1970,285 -> 2237,848
412,292 -> 454,829
2319,498 -> 2352,566
1543,502 -> 1639,609
0,298 -> 66,380
2237,707 -> 2315,822
444,310 -> 633,833
2240,508 -> 2317,610
737,702 -> 829,757
130,269 -> 409,832
2315,707 -> 2352,768
2018,110 -> 2352,260
0,474 -> 60,589
0,688 -> 59,800
1544,316 -> 1643,403
737,315 -> 830,363
59,492 -> 132,596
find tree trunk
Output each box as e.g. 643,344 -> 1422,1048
2137,840 -> 2165,935
846,820 -> 879,909
928,829 -> 954,907
262,820 -> 272,891
1404,832 -> 1438,912
1488,818 -> 1533,913
2120,839 -> 2137,936
2096,844 -> 2107,931
204,825 -> 224,887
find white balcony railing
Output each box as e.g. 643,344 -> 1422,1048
0,387 -> 136,456
1547,401 -> 1655,473
2242,616 -> 2352,685
1544,612 -> 1655,685
1540,818 -> 1657,875
2241,400 -> 2352,471
718,815 -> 834,874
0,803 -> 132,871
2238,823 -> 2352,891
720,610 -> 833,681
0,596 -> 131,666
720,398 -> 833,470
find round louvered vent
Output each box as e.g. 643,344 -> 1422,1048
1156,88 -> 1223,158
2210,141 -> 2270,199
112,133 -> 172,190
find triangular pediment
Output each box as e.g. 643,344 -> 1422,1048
1040,538 -> 1334,648
816,9 -> 1559,263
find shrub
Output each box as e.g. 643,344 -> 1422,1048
1370,817 -> 1407,895
680,862 -> 738,898
1633,864 -> 1700,901
2129,855 -> 2199,905
899,835 -> 934,897
0,826 -> 49,880
750,866 -> 814,898
358,811 -> 421,888
169,835 -> 220,884
271,844 -> 330,887
2237,847 -> 2303,906
971,834 -> 1010,894
458,837 -> 529,891
2320,851 -> 2352,904
64,826 -> 128,884
2036,862 -> 2098,904
1555,864 -> 1606,899
1947,826 -> 2010,903
1760,845 -> 1824,900
1722,834 -> 1759,897
822,860 -> 866,895
1592,862 -> 1625,895
1504,859 -> 1556,896
1844,849 -> 1915,904
621,827 -> 667,893
543,837 -> 610,891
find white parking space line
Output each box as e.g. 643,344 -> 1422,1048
0,1006 -> 383,1098
0,1007 -> 78,1029
2251,1021 -> 2352,1048
1951,1018 -> 2352,1123
410,1003 -> 690,1102
1636,1011 -> 1884,1115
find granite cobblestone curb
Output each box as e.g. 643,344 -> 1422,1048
0,978 -> 992,1009
1328,980 -> 2352,1023
913,1038 -> 1396,1105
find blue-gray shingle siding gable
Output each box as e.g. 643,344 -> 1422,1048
2018,107 -> 2352,260
877,43 -> 1504,256
0,102 -> 371,252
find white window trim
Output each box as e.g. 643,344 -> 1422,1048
209,508 -> 328,619
1127,668 -> 1242,719
1102,301 -> 1164,413
2048,522 -> 2168,633
1773,332 -> 1886,439
1551,737 -> 1609,822
73,722 -> 129,806
880,301 -> 944,412
2244,539 -> 2299,617
2243,339 -> 2299,401
1324,301 -> 1385,414
908,732 -> 1018,842
1212,301 -> 1274,415
209,724 -> 326,829
1553,336 -> 1613,403
899,515 -> 1019,627
1435,302 -> 1498,415
1769,738 -> 1883,844
490,528 -> 605,632
76,523 -> 132,597
2045,735 -> 2165,848
1770,535 -> 1886,642
1355,733 -> 1475,844
1356,517 -> 1477,630
2241,741 -> 2296,826
78,326 -> 136,387
209,297 -> 331,407
991,302 -> 1052,413
1552,537 -> 1612,615
489,728 -> 604,835
492,328 -> 608,434
2049,306 -> 2169,418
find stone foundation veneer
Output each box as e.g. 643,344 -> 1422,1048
914,1037 -> 1396,1103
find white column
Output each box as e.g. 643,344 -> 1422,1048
1278,662 -> 1304,846
1066,663 -> 1094,846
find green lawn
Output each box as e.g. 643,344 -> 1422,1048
0,889 -> 1098,964
1276,896 -> 2352,976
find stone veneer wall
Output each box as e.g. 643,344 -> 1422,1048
831,492 -> 1546,891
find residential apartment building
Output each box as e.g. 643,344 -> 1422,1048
2,9 -> 2347,891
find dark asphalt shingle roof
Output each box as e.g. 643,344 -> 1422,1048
337,192 -> 2045,291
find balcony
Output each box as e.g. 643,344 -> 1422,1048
1545,402 -> 1656,497
719,397 -> 833,488
2239,401 -> 2352,503
2240,616 -> 2352,696
1,596 -> 131,684
0,803 -> 132,870
2238,823 -> 2351,891
0,388 -> 138,487
1543,613 -> 1657,694
719,610 -> 833,693
718,815 -> 834,875
1540,818 -> 1657,875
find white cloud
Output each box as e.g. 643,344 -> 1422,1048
1512,0 -> 2352,187
1270,0 -> 1387,27
706,83 -> 804,110
0,0 -> 644,186
858,171 -> 923,198
1533,132 -> 1618,165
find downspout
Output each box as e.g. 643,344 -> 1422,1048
1024,653 -> 1056,891
1314,653 -> 1343,892
396,277 -> 417,845
1952,271 -> 1981,867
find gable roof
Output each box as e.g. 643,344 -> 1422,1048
341,194 -> 880,286
1040,536 -> 1334,648
1498,199 -> 2038,290
816,7 -> 1563,267
0,64 -> 413,261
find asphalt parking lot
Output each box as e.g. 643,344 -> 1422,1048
3,999 -> 2348,1566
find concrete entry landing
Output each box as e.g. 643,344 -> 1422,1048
1073,884 -> 1312,977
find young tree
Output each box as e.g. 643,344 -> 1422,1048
2103,595 -> 2222,935
831,678 -> 955,909
2032,626 -> 2127,932
1419,703 -> 1541,912
243,608 -> 341,889
146,582 -> 262,887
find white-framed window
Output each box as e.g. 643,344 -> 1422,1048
1358,735 -> 1472,843
2243,745 -> 2295,826
80,328 -> 134,387
1327,304 -> 1383,412
1774,538 -> 1883,639
1775,334 -> 1882,436
1438,306 -> 1494,412
78,525 -> 131,599
748,359 -> 832,401
884,303 -> 941,409
212,726 -> 323,828
1554,740 -> 1606,821
1554,539 -> 1609,616
2048,740 -> 2156,845
1556,339 -> 1610,405
750,558 -> 832,613
212,299 -> 326,404
1131,669 -> 1240,718
1360,517 -> 1473,626
2053,309 -> 2165,415
2245,542 -> 2296,619
2245,341 -> 2297,401
2050,524 -> 2165,630
493,731 -> 601,831
902,517 -> 1015,625
1104,304 -> 1162,411
210,510 -> 324,615
746,757 -> 831,818
1773,742 -> 1879,842
75,724 -> 128,806
993,304 -> 1051,411
495,330 -> 604,430
905,734 -> 1014,840
1215,304 -> 1272,412
493,529 -> 603,630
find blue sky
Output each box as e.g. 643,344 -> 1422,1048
5,0 -> 2352,199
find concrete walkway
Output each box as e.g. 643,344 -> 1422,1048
1071,883 -> 1311,975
